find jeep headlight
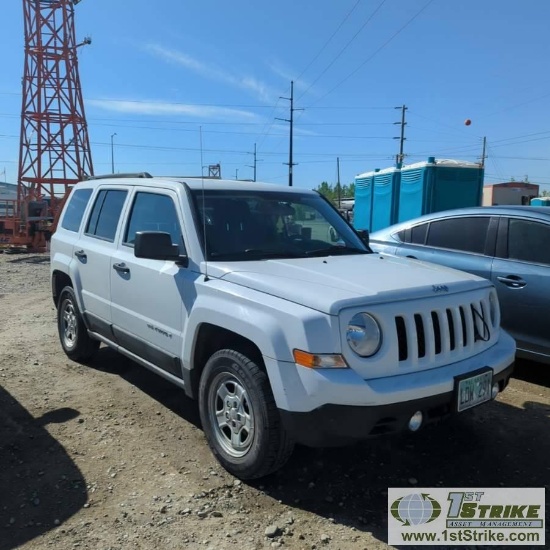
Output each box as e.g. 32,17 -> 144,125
346,313 -> 382,357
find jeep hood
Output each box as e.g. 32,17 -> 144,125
204,253 -> 489,315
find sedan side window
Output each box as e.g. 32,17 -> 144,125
410,223 -> 428,245
508,219 -> 550,266
426,217 -> 490,254
124,192 -> 184,248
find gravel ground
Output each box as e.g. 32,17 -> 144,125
0,251 -> 549,550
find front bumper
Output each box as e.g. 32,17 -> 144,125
279,362 -> 514,447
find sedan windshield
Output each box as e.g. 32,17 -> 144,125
190,189 -> 369,261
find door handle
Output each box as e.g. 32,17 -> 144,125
497,275 -> 526,288
113,262 -> 130,274
406,255 -> 417,259
74,249 -> 87,260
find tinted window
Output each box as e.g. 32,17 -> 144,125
396,229 -> 409,243
426,217 -> 490,254
61,188 -> 92,232
85,190 -> 127,241
124,192 -> 183,247
508,219 -> 550,266
411,223 -> 428,245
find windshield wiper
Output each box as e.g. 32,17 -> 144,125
304,246 -> 369,257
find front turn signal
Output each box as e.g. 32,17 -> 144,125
293,349 -> 348,369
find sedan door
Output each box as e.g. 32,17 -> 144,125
491,216 -> 550,359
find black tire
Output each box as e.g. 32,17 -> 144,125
198,349 -> 294,480
57,286 -> 99,363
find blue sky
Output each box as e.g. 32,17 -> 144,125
1,0 -> 550,191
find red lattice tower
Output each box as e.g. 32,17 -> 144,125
18,0 -> 93,207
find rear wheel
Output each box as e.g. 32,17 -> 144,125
57,286 -> 99,363
198,349 -> 294,479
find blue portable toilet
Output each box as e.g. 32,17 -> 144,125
530,197 -> 550,206
398,157 -> 483,222
353,170 -> 375,231
354,167 -> 401,231
372,167 -> 401,231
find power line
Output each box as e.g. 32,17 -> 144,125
297,0 -> 387,101
295,0 -> 362,83
306,0 -> 436,108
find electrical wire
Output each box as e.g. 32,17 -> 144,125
306,0 -> 436,108
297,0 -> 387,101
295,0 -> 362,83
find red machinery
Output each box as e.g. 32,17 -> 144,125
0,0 -> 93,252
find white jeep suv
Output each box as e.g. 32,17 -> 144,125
50,174 -> 516,479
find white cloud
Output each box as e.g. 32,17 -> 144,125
87,98 -> 260,121
145,44 -> 276,102
270,123 -> 319,137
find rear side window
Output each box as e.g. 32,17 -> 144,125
124,192 -> 183,247
508,219 -> 550,266
61,189 -> 93,232
396,223 -> 428,244
411,223 -> 428,245
85,189 -> 127,242
426,217 -> 490,254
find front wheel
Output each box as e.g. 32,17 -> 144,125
57,286 -> 99,363
198,349 -> 294,479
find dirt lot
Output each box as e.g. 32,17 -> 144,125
0,252 -> 549,550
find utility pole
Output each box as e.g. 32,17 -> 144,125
479,136 -> 487,168
393,104 -> 407,166
110,132 -> 117,174
247,143 -> 257,182
235,168 -> 239,180
276,81 -> 303,186
336,157 -> 341,209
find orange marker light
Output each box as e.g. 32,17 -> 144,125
293,349 -> 348,369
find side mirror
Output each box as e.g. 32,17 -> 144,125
356,229 -> 370,248
134,231 -> 187,265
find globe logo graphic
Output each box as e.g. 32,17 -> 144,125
391,493 -> 441,526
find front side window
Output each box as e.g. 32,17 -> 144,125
61,188 -> 93,232
426,217 -> 490,254
124,192 -> 183,247
85,189 -> 128,241
508,219 -> 550,266
190,190 -> 369,261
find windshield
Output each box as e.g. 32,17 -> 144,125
190,189 -> 369,261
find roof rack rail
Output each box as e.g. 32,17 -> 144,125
84,172 -> 153,181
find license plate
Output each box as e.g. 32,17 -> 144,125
456,369 -> 493,412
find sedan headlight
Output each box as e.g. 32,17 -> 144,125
346,313 -> 382,357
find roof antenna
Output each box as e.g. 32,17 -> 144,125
200,126 -> 209,281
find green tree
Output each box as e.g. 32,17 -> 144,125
314,181 -> 336,202
313,181 -> 355,203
